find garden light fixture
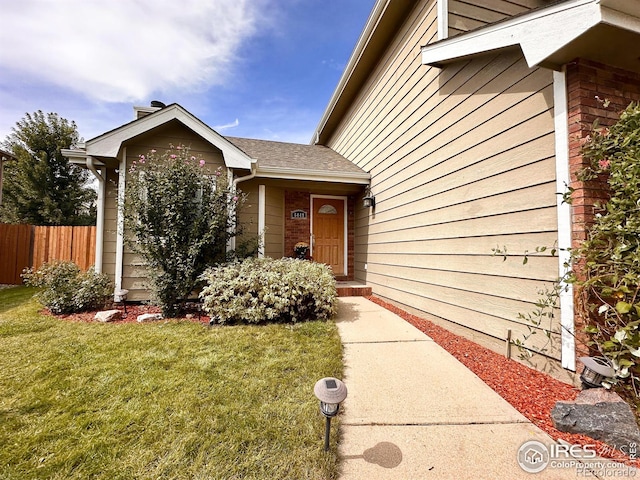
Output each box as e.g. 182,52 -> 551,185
314,377 -> 347,451
579,356 -> 615,388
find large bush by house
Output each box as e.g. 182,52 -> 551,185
22,261 -> 113,314
200,258 -> 337,324
123,145 -> 249,317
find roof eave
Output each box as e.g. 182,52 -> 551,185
313,0 -> 415,145
256,165 -> 371,184
421,0 -> 640,72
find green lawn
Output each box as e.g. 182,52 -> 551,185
0,287 -> 343,480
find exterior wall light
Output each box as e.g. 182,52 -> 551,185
314,377 -> 347,451
363,186 -> 375,208
579,356 -> 615,388
363,195 -> 375,208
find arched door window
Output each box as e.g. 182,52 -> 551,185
318,204 -> 337,215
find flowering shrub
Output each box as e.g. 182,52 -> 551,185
200,258 -> 337,324
124,145 -> 250,317
572,102 -> 640,395
22,261 -> 113,314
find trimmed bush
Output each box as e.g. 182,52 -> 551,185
22,261 -> 113,314
200,258 -> 337,324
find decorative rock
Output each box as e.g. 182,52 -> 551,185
137,313 -> 163,323
551,388 -> 640,450
94,310 -> 122,323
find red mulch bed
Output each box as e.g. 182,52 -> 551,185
366,295 -> 639,467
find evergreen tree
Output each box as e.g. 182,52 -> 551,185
0,111 -> 96,225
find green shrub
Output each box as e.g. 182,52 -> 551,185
22,261 -> 113,314
123,145 -> 253,317
574,102 -> 640,393
200,258 -> 337,324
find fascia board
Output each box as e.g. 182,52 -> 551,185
600,5 -> 640,34
312,0 -> 389,144
422,0 -> 600,69
61,147 -> 108,167
257,166 -> 371,184
519,3 -> 601,67
85,105 -> 254,169
61,147 -> 87,161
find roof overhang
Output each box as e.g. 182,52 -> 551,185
422,0 -> 640,73
255,165 -> 371,184
63,104 -> 255,170
0,149 -> 16,162
313,0 -> 416,145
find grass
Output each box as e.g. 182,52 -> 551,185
0,287 -> 343,480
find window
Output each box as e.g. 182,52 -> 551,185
318,204 -> 337,214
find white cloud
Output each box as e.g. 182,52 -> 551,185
213,118 -> 240,131
0,0 -> 269,102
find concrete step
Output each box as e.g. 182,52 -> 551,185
336,283 -> 372,297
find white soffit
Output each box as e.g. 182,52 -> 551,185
84,104 -> 255,170
421,0 -> 640,70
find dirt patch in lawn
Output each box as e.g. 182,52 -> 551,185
367,295 -> 639,468
42,303 -> 209,324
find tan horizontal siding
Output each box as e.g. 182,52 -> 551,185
360,251 -> 557,281
358,206 -> 557,243
448,0 -> 544,36
363,259 -> 556,301
325,0 -> 560,360
371,280 -> 561,357
102,169 -> 118,280
361,58 -> 552,180
264,186 -> 284,258
361,231 -> 557,256
330,0 -> 438,159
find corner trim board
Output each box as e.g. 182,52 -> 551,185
114,147 -> 126,297
553,69 -> 576,371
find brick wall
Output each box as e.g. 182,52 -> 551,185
566,58 -> 640,350
283,190 -> 356,280
284,191 -> 311,259
567,58 -> 640,248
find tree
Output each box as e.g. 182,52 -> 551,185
124,145 -> 251,317
0,111 -> 96,225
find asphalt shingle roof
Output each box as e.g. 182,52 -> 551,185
225,136 -> 365,175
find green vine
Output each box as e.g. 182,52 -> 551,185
571,102 -> 640,397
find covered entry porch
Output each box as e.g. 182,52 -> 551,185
227,136 -> 371,282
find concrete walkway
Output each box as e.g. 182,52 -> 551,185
335,297 -> 637,479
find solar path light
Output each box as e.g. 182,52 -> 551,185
579,356 -> 615,388
314,377 -> 347,451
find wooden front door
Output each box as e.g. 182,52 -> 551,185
312,197 -> 345,276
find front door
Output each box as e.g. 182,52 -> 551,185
311,197 -> 345,276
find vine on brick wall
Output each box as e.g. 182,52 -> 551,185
571,102 -> 640,398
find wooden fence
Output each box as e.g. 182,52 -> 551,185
0,224 -> 96,284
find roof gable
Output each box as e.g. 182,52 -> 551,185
84,104 -> 254,169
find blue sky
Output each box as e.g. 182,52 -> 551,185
0,0 -> 375,145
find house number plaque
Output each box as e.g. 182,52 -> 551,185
291,209 -> 308,219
